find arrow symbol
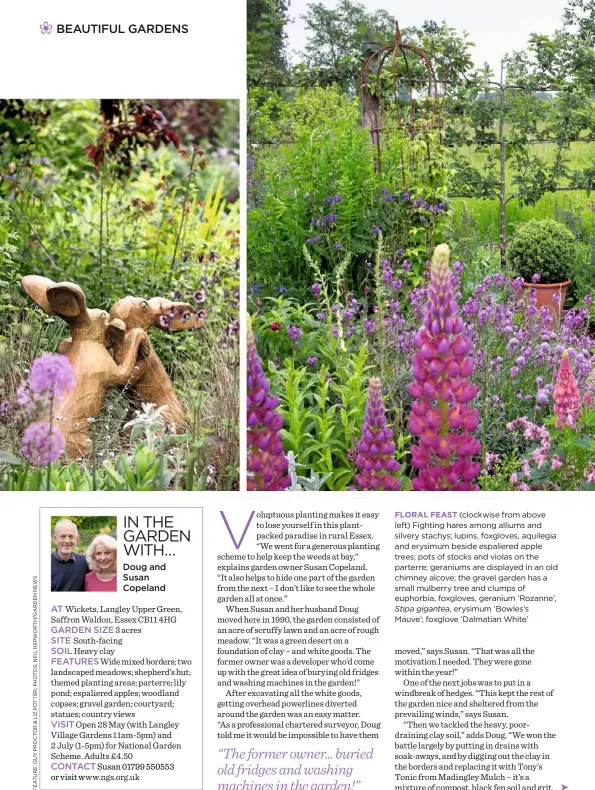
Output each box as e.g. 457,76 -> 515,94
562,785 -> 568,789
220,511 -> 255,550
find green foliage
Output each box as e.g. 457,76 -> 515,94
507,219 -> 577,282
268,345 -> 372,491
249,87 -> 451,292
0,100 -> 239,490
248,0 -> 290,88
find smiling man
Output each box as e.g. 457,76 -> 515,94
51,519 -> 88,592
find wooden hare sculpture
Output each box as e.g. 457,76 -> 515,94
109,296 -> 204,431
22,276 -> 150,457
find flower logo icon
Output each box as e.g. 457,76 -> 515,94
40,21 -> 52,34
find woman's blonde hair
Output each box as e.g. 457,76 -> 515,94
87,534 -> 117,571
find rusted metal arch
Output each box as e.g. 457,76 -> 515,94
359,22 -> 446,165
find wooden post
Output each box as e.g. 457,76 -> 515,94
361,29 -> 381,171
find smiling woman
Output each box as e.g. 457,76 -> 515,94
86,534 -> 118,592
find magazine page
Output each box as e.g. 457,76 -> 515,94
3,493 -> 593,790
2,1 -> 595,790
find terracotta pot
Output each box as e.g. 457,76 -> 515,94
522,279 -> 571,322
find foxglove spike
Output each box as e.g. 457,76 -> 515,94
553,351 -> 580,428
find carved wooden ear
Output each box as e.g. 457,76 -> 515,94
105,319 -> 126,349
21,275 -> 57,314
46,282 -> 88,322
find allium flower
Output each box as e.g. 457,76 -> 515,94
352,378 -> 400,491
553,351 -> 580,428
21,421 -> 65,466
408,244 -> 481,490
29,353 -> 75,401
307,356 -> 318,366
247,326 -> 290,491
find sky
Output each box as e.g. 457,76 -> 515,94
284,0 -> 568,73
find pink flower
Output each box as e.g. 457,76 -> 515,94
352,378 -> 400,491
408,245 -> 481,490
553,351 -> 580,428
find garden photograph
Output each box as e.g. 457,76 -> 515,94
247,0 -> 595,491
0,99 -> 239,490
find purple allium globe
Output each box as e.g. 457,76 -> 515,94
408,244 -> 481,490
28,353 -> 75,401
247,325 -> 290,491
21,421 -> 65,466
353,377 -> 400,491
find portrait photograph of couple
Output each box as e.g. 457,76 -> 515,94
50,515 -> 118,592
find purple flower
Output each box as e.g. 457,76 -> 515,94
159,314 -> 170,330
363,318 -> 376,334
194,288 -> 207,304
287,325 -> 303,343
279,284 -> 287,294
402,260 -> 412,271
335,243 -> 343,250
408,244 -> 481,491
28,354 -> 75,401
247,326 -> 289,491
21,422 -> 65,465
307,356 -> 318,366
352,378 -> 400,491
373,225 -> 381,234
311,283 -> 321,297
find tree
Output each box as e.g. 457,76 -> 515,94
299,0 -> 395,90
248,0 -> 291,87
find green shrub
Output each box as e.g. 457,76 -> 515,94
508,219 -> 577,283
